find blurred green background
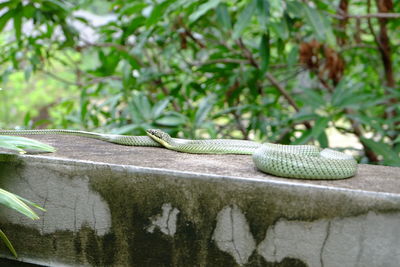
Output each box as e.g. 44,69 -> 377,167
0,0 -> 399,165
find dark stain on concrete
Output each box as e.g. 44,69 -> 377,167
0,135 -> 400,266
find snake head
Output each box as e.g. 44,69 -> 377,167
146,129 -> 173,148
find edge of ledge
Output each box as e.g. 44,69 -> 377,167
1,152 -> 399,200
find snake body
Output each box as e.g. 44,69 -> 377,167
0,129 -> 161,147
0,129 -> 357,179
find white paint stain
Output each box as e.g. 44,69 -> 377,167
146,203 -> 180,236
212,205 -> 256,265
257,218 -> 328,267
257,212 -> 400,267
0,166 -> 111,236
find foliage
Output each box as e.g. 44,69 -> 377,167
0,136 -> 50,256
0,0 -> 399,165
0,188 -> 45,257
0,135 -> 55,153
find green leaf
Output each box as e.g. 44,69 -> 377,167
331,81 -> 375,109
318,131 -> 329,148
120,3 -> 147,15
394,136 -> 400,144
44,0 -> 69,12
321,12 -> 335,46
347,114 -> 384,134
147,0 -> 172,27
14,4 -> 22,42
276,38 -> 285,57
60,24 -> 76,47
303,5 -> 325,40
0,1 -> 13,10
152,98 -> 170,118
23,112 -> 32,127
124,17 -> 145,36
287,46 -> 298,66
286,1 -> 303,18
300,89 -> 325,108
341,95 -> 373,109
195,95 -> 216,127
259,32 -> 270,72
0,136 -> 56,153
361,138 -> 400,166
256,0 -> 269,27
311,117 -> 329,140
15,195 -> 45,212
233,0 -> 257,39
292,129 -> 312,145
270,18 -> 289,40
293,117 -> 329,145
0,9 -> 14,33
131,93 -> 152,121
0,189 -> 39,220
189,0 -> 221,22
292,110 -> 320,123
0,229 -> 17,258
122,62 -> 133,88
112,124 -> 142,135
156,114 -> 186,126
216,3 -> 231,29
0,188 -> 44,258
331,80 -> 351,106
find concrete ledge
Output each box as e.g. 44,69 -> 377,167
0,135 -> 399,266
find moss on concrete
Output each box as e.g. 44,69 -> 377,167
0,135 -> 399,266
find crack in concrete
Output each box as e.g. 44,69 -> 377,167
272,222 -> 277,260
1,166 -> 111,235
92,200 -> 97,233
166,205 -> 172,236
320,220 -> 331,267
74,195 -> 78,233
355,214 -> 367,266
16,166 -> 46,200
146,203 -> 179,237
41,189 -> 49,235
213,205 -> 256,265
229,205 -> 244,264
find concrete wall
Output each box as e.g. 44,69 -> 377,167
0,135 -> 399,267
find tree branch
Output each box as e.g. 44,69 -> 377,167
236,38 -> 312,130
195,58 -> 249,65
264,73 -> 301,112
231,110 -> 248,139
176,16 -> 206,49
153,78 -> 181,112
331,12 -> 400,19
339,44 -> 378,52
236,38 -> 259,68
336,0 -> 349,45
374,0 -> 395,88
192,59 -> 299,69
76,41 -> 144,66
86,75 -> 122,85
77,42 -> 131,53
345,108 -> 380,163
42,70 -> 78,86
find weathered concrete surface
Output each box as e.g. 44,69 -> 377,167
0,135 -> 399,267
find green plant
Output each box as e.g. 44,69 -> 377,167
0,136 -> 55,153
0,135 -> 51,256
0,0 -> 399,165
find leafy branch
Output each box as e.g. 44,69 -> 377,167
0,136 -> 50,256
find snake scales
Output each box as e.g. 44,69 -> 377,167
0,129 -> 357,179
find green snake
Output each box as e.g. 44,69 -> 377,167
0,129 -> 357,179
